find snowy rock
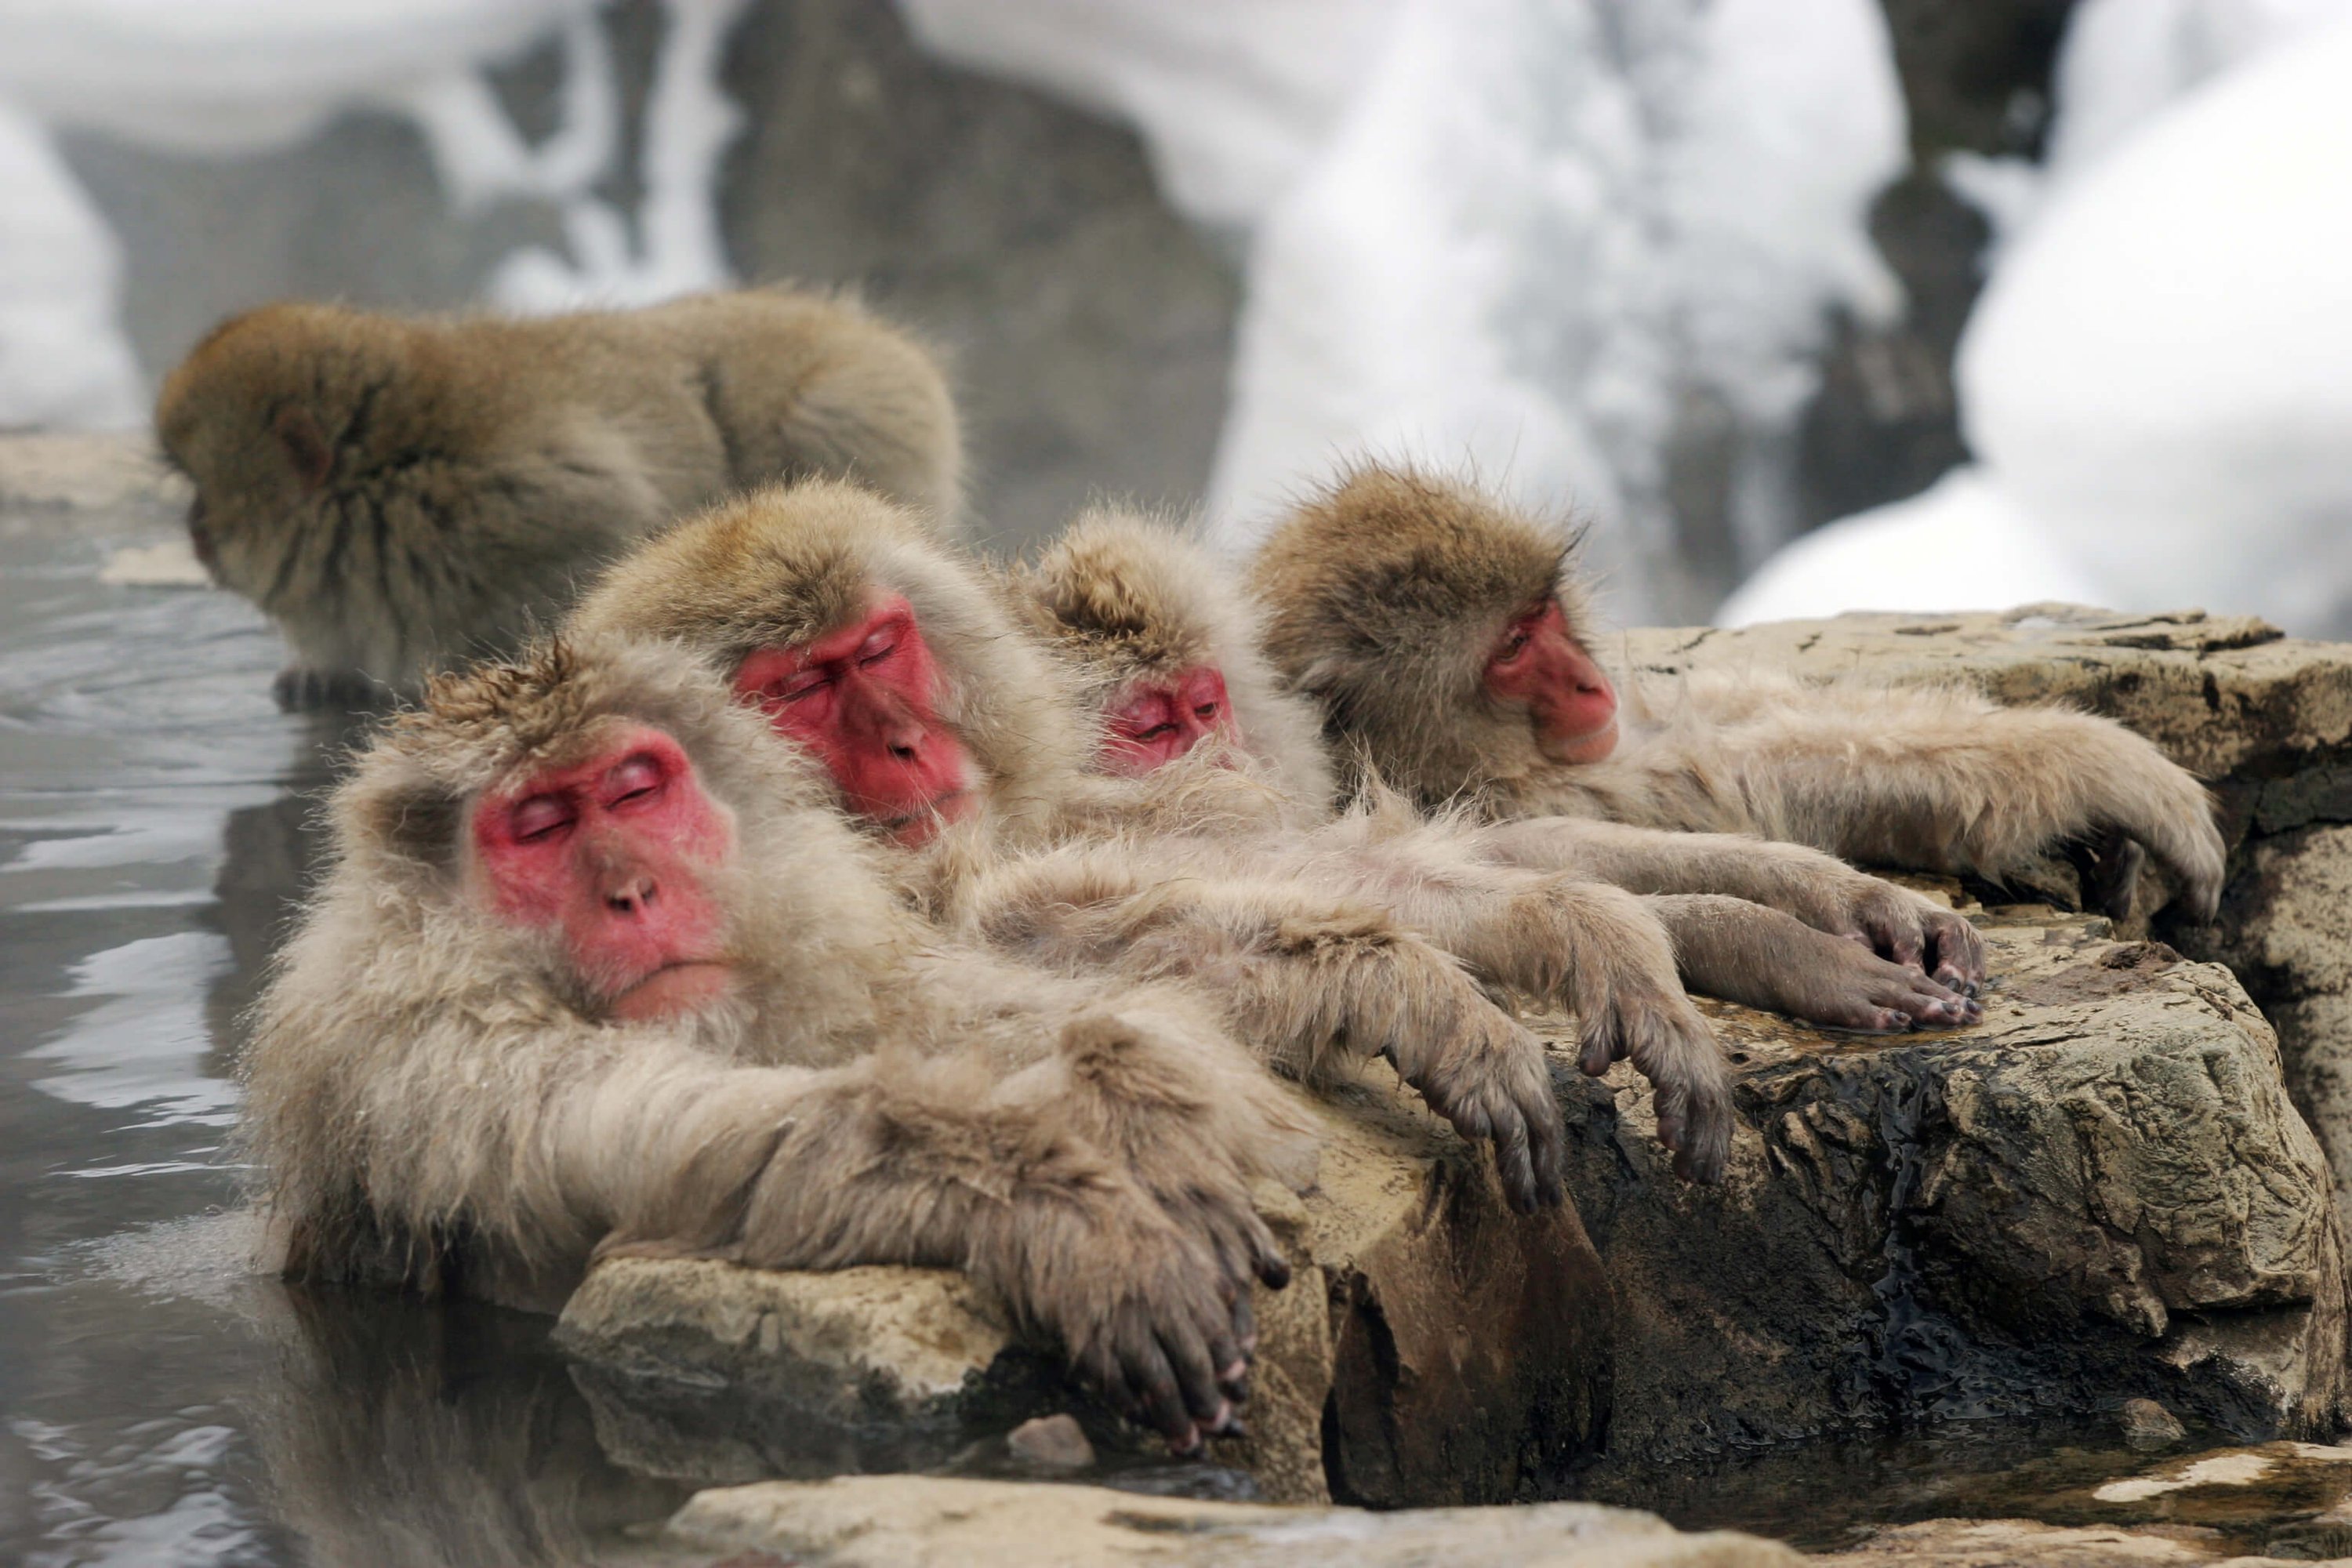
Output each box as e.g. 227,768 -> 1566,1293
659,1474 -> 1802,1568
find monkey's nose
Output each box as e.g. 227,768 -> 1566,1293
884,724 -> 927,760
605,875 -> 658,916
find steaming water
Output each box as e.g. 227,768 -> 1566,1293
3,508 -> 2347,1565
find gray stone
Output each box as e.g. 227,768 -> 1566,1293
2118,1398 -> 2187,1450
653,1474 -> 1802,1568
1004,1414 -> 1094,1472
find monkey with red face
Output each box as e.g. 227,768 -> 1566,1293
240,633 -> 1312,1451
572,481 -> 1738,1188
1246,464 -> 2227,929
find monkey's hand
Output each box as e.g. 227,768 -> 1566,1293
1571,961 -> 1733,1185
1777,870 -> 1988,996
1033,1185 -> 1289,1456
2053,725 -> 2226,923
1780,931 -> 1983,1033
1254,915 -> 1568,1212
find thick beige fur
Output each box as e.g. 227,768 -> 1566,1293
238,633 -> 1312,1440
568,481 -> 1743,1187
1011,506 -> 1337,806
1248,461 -> 2227,924
156,287 -> 962,702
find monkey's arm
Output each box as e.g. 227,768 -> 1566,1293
712,1045 -> 1283,1451
1468,815 -> 1987,996
959,848 -> 1565,1211
1579,678 -> 2225,920
1646,894 -> 1979,1033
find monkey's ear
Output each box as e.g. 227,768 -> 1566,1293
271,405 -> 335,492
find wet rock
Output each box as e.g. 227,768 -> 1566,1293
1624,608 -> 2352,1289
656,1473 -> 1801,1568
1005,1414 -> 1093,1472
2119,1399 -> 2188,1451
1563,895 -> 2347,1472
557,1090 -> 1612,1508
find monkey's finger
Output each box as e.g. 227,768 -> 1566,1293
1159,1319 -> 1234,1435
1525,1086 -> 1569,1209
1123,1332 -> 1202,1454
1578,1024 -> 1622,1077
1487,1099 -> 1539,1214
1244,1218 -> 1290,1292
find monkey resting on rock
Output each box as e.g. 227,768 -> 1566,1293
239,633 -> 1312,1452
156,287 -> 961,708
573,481 -> 1820,1188
1242,464 -> 2227,932
1012,505 -> 1991,1054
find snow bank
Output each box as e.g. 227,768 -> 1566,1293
895,0 -> 1393,236
1203,0 -> 1906,622
0,103 -> 143,429
1727,8 -> 2352,634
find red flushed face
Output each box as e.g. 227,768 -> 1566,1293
471,725 -> 739,1022
732,593 -> 976,846
1102,665 -> 1233,775
1483,598 -> 1619,764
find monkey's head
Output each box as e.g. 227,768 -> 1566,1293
1247,465 -> 1617,804
333,634 -> 890,1035
1014,507 -> 1338,804
571,478 -> 1087,848
156,304 -> 401,597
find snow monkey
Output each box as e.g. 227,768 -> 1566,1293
1245,464 -> 2228,927
1014,508 -> 1990,1042
572,481 -> 1729,1189
155,287 -> 962,708
239,634 -> 1312,1452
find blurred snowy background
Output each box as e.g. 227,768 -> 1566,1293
2,0 -> 2347,630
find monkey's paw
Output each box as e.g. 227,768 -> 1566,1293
1570,975 -> 1730,1183
1820,876 -> 1987,996
1801,934 -> 1984,1033
1058,1216 -> 1284,1457
1391,1009 -> 1567,1214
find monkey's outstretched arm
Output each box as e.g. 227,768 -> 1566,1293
713,1047 -> 1284,1453
1645,894 -> 1980,1033
961,853 -> 1566,1212
1468,816 -> 1988,996
1580,678 -> 2225,921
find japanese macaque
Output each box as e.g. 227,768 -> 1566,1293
155,287 -> 961,707
1246,464 -> 2228,925
571,481 -> 1728,1187
239,634 -> 1312,1450
1012,508 -> 1987,1042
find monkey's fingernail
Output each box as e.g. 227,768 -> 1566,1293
1221,1359 -> 1247,1384
1211,1399 -> 1234,1432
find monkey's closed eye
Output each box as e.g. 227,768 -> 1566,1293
1194,702 -> 1220,722
858,638 -> 898,666
510,796 -> 576,843
1131,722 -> 1178,742
605,755 -> 668,809
771,670 -> 833,703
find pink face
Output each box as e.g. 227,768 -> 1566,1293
732,593 -> 976,846
1483,599 -> 1619,764
1102,665 -> 1234,775
471,725 -> 738,1022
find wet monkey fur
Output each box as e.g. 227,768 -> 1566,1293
239,635 -> 1312,1451
572,482 -> 1726,1189
156,288 -> 961,707
1014,510 -> 1987,1040
1247,464 -> 2227,929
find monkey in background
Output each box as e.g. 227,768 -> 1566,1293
1013,506 -> 1989,1041
1245,463 -> 2227,927
570,481 -> 1753,1186
241,633 -> 1309,1451
156,288 -> 961,708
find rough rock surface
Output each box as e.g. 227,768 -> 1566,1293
648,1474 -> 1800,1568
559,1083 -> 1613,1508
1619,608 -> 2352,1224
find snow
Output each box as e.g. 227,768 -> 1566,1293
1203,0 -> 1907,622
0,102 -> 143,429
1727,7 -> 2352,635
1715,468 -> 2101,626
0,0 -> 746,426
896,0 -> 1394,236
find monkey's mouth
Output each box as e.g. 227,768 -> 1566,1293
1538,717 -> 1620,767
877,788 -> 973,846
609,960 -> 737,1022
